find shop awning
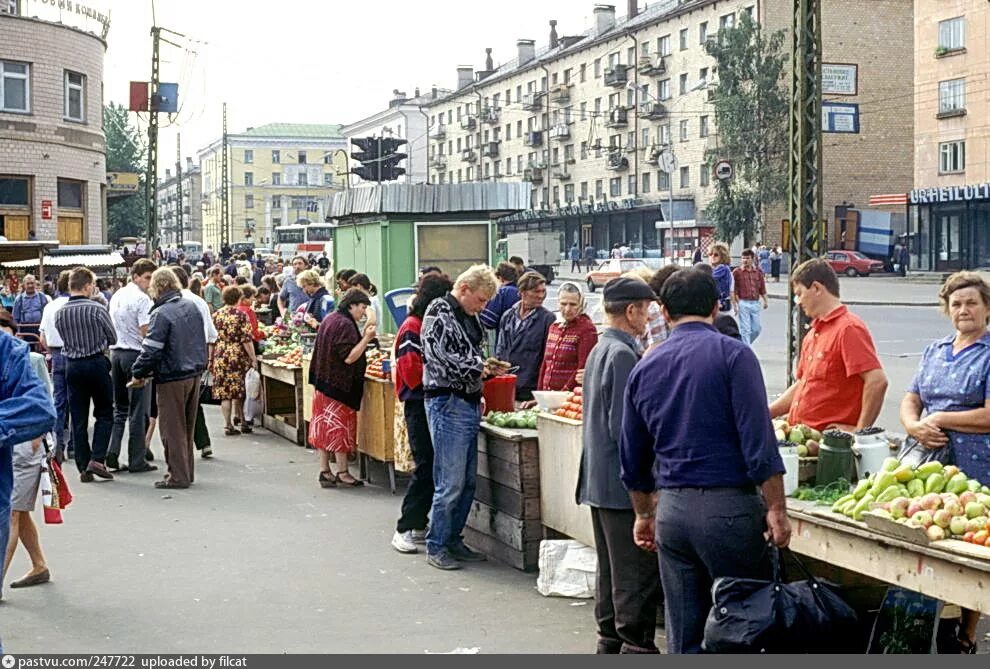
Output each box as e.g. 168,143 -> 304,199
0,242 -> 60,264
1,252 -> 125,269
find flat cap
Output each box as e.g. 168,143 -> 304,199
603,277 -> 656,302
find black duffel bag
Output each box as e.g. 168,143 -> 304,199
703,545 -> 858,653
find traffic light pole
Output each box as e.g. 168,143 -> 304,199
176,132 -> 184,247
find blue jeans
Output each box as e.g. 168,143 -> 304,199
0,443 -> 13,599
737,300 -> 763,346
52,350 -> 71,453
425,394 -> 481,555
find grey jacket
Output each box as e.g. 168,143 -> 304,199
132,290 -> 208,383
576,328 -> 641,509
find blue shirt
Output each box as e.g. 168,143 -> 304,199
479,284 -> 520,331
908,332 -> 990,482
279,277 -> 309,314
0,332 -> 56,449
620,322 -> 784,491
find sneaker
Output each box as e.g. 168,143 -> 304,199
79,471 -> 95,483
86,461 -> 114,480
427,551 -> 461,571
391,530 -> 418,554
201,446 -> 213,459
449,543 -> 486,562
410,529 -> 428,544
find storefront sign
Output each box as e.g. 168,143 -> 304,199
910,183 -> 990,204
25,0 -> 111,38
107,172 -> 140,194
822,63 -> 858,96
41,199 -> 53,219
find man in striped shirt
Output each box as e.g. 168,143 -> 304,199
54,267 -> 117,482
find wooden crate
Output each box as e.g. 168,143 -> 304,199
536,413 -> 595,548
466,423 -> 542,571
260,361 -> 305,445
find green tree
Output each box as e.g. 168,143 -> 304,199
104,102 -> 147,242
704,12 -> 788,243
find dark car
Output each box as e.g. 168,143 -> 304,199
826,251 -> 885,277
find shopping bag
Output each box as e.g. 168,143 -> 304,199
199,372 -> 219,406
703,546 -> 858,653
897,437 -> 953,469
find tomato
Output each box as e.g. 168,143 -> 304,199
973,530 -> 990,547
573,387 -> 582,396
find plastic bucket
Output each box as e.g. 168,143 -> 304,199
483,374 -> 517,414
779,447 -> 799,496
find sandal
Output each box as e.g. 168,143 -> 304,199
240,425 -> 253,434
335,472 -> 365,487
957,636 -> 977,654
319,471 -> 336,489
224,426 -> 239,436
154,480 -> 190,489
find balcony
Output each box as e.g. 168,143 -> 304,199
548,124 -> 570,141
524,130 -> 544,147
461,149 -> 477,163
605,107 -> 629,128
550,84 -> 571,104
644,146 -> 662,166
606,152 -> 629,171
524,167 -> 545,183
936,106 -> 967,120
522,91 -> 546,111
481,141 -> 500,158
460,116 -> 477,131
640,101 -> 668,121
481,106 -> 501,125
431,155 -> 448,170
604,65 -> 628,88
429,124 -> 447,140
552,168 -> 572,181
638,55 -> 667,76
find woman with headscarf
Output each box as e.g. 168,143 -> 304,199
538,281 -> 599,392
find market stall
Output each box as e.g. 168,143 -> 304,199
354,348 -> 397,492
536,412 -> 594,548
259,360 -> 305,445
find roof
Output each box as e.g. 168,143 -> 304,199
2,252 -> 125,270
239,123 -> 345,139
327,182 -> 531,218
0,242 -> 60,264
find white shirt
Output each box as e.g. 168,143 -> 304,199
109,282 -> 152,351
182,289 -> 218,344
39,295 -> 69,348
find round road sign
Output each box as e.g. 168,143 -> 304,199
714,159 -> 733,181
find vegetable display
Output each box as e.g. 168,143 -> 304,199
554,388 -> 583,421
485,411 -> 538,430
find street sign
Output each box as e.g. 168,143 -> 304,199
659,149 -> 677,174
41,200 -> 52,220
714,160 -> 733,181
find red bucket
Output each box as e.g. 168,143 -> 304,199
483,374 -> 517,414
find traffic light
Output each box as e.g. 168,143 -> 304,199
350,137 -> 380,182
349,136 -> 408,182
379,138 -> 407,181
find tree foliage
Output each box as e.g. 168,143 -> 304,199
704,12 -> 788,243
104,102 -> 147,242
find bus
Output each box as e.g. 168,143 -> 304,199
274,223 -> 333,259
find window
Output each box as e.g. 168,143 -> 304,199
699,67 -> 709,86
641,41 -> 650,56
679,28 -> 689,51
745,5 -> 755,18
626,47 -> 636,67
628,174 -> 637,194
244,172 -> 253,186
580,64 -> 587,82
659,79 -> 670,100
323,153 -> 334,164
938,17 -> 965,50
699,21 -> 709,44
660,124 -> 670,145
700,166 -> 710,187
64,71 -> 85,122
57,179 -> 83,209
659,35 -> 671,56
679,73 -> 688,95
580,102 -> 587,121
297,151 -> 307,164
0,177 -> 29,206
595,180 -> 604,199
244,149 -> 254,164
580,141 -> 588,160
324,173 -> 334,185
680,166 -> 690,188
272,172 -> 281,186
245,194 -> 254,209
642,128 -> 650,146
700,115 -> 710,137
0,61 -> 29,112
720,13 -> 735,31
564,183 -> 575,203
642,173 -> 651,193
272,195 -> 281,209
658,170 -> 670,191
594,59 -> 602,78
610,177 -> 621,197
580,182 -> 588,199
939,79 -> 965,113
272,150 -> 280,163
297,172 -> 308,186
680,120 -> 689,141
939,140 -> 965,173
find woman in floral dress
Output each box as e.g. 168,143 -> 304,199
211,286 -> 257,436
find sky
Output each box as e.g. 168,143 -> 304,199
85,0 -> 606,171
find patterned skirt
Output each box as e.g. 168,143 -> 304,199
308,391 -> 357,453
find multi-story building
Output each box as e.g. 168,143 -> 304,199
0,4 -> 107,244
908,1 -> 990,271
424,0 -> 913,260
156,157 -> 202,248
341,88 -> 449,185
198,123 -> 348,251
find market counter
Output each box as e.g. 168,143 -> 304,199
536,413 -> 594,548
259,360 -> 305,446
357,376 -> 397,493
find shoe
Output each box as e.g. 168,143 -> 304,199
319,471 -> 336,489
449,543 -> 486,562
427,551 -> 462,570
145,450 -> 155,462
10,569 -> 50,588
391,530 -> 418,554
105,453 -> 122,471
335,472 -> 365,487
86,461 -> 114,480
79,471 -> 94,483
127,464 -> 158,474
154,480 -> 189,489
410,529 -> 428,544
240,425 -> 253,434
233,417 -> 241,426
224,426 -> 240,436
201,446 -> 213,459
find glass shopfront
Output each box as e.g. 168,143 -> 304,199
908,183 -> 990,271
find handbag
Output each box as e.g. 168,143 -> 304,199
703,545 -> 858,653
897,436 -> 953,469
199,371 -> 219,406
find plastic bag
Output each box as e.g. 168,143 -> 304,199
536,539 -> 597,599
897,436 -> 953,469
246,368 -> 262,400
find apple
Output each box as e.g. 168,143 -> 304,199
943,501 -> 965,517
966,502 -> 986,519
963,531 -> 976,543
972,530 -> 990,547
805,439 -> 820,457
907,501 -> 924,518
950,516 -> 969,536
959,491 -> 979,507
933,509 -> 953,529
966,517 -> 987,533
940,492 -> 960,506
912,510 -> 934,528
927,525 -> 947,542
977,493 -> 990,507
920,493 -> 943,511
889,497 -> 910,519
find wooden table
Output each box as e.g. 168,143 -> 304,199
357,377 -> 397,493
536,413 -> 594,548
464,422 -> 542,571
259,361 -> 305,446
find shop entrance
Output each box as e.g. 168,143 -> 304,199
57,216 -> 84,245
0,214 -> 29,240
934,208 -> 965,272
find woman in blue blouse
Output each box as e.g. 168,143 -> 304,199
900,271 -> 990,654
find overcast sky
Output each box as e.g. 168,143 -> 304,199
93,0 -> 605,170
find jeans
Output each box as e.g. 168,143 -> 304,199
0,444 -> 12,599
51,350 -> 71,454
425,394 -> 481,555
66,354 -> 114,473
396,399 -> 435,533
108,349 -> 151,468
737,300 -> 763,346
570,259 -> 581,273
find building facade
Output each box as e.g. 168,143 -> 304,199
156,157 -> 202,248
908,0 -> 990,271
424,0 -> 913,261
0,9 -> 107,244
198,123 -> 348,251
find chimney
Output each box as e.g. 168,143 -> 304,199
485,48 -> 494,72
414,87 -> 421,98
517,39 -> 536,65
431,86 -> 438,99
456,66 -> 474,90
594,4 -> 616,35
165,168 -> 172,179
627,0 -> 638,20
390,89 -> 408,107
186,157 -> 194,170
549,20 -> 559,49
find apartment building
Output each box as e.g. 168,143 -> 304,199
198,123 -> 348,250
425,0 -> 913,259
156,157 -> 202,248
908,1 -> 990,271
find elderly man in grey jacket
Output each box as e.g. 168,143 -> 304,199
576,277 -> 663,654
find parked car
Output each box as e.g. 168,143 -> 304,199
586,258 -> 650,291
826,250 -> 884,277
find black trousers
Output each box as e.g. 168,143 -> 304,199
396,399 -> 435,533
66,354 -> 114,473
108,349 -> 151,468
657,488 -> 772,654
590,507 -> 663,654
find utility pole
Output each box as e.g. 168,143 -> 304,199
176,133 -> 184,248
220,102 -> 230,252
786,0 -> 824,384
146,26 -> 161,258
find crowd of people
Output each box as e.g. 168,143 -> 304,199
1,238 -> 989,654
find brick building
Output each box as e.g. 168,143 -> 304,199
0,8 -> 107,244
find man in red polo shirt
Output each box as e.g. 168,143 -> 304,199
769,259 -> 888,432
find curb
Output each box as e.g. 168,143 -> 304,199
767,293 -> 939,308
